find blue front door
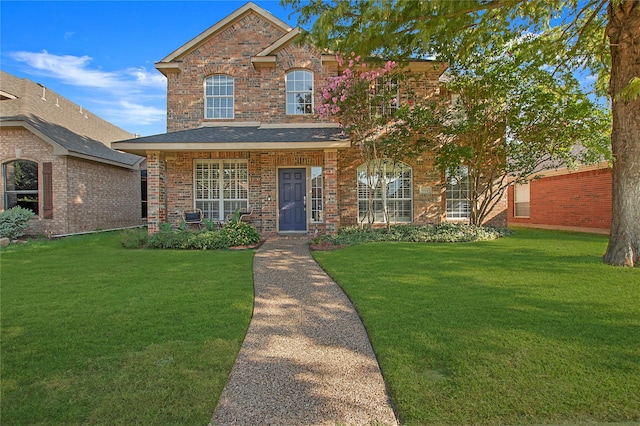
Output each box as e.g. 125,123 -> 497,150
279,168 -> 306,231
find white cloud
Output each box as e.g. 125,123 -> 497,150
10,50 -> 166,93
100,100 -> 166,126
9,50 -> 167,135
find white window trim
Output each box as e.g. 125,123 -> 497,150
194,159 -> 248,221
286,70 -> 314,115
357,161 -> 413,223
446,167 -> 471,220
514,181 -> 531,218
310,166 -> 323,223
204,75 -> 234,119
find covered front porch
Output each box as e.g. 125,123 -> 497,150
112,123 -> 349,235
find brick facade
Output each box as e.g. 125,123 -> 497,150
1,128 -> 142,236
120,3 -> 507,235
508,167 -> 612,232
165,13 -> 334,132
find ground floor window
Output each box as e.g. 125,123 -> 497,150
357,160 -> 412,223
311,166 -> 323,222
446,166 -> 471,220
141,169 -> 148,218
3,159 -> 38,214
194,160 -> 248,221
514,181 -> 530,217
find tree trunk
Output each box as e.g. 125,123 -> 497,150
603,1 -> 640,267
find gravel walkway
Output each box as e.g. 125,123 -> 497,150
210,237 -> 398,426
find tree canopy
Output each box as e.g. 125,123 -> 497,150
285,0 -> 640,267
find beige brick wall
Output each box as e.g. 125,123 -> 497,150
1,127 -> 142,236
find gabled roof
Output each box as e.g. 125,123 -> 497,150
157,2 -> 292,65
0,71 -> 143,169
112,123 -> 350,155
2,117 -> 143,168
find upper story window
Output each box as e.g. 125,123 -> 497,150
373,76 -> 399,117
205,75 -> 234,119
286,70 -> 313,115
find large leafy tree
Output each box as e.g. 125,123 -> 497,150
286,0 -> 640,267
437,55 -> 610,225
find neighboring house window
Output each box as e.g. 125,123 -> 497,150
357,161 -> 412,223
311,166 -> 323,222
205,75 -> 234,119
446,166 -> 471,220
514,182 -> 530,217
3,160 -> 38,214
141,170 -> 148,219
194,160 -> 248,221
286,70 -> 313,114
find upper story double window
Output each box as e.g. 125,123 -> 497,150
205,75 -> 234,119
204,70 -> 314,118
286,70 -> 313,115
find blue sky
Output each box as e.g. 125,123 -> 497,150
1,1 -> 297,136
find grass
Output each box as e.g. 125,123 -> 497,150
1,231 -> 255,425
312,228 -> 640,425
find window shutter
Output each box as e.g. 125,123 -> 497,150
43,162 -> 53,219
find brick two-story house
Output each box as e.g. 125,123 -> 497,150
113,2 -> 505,236
1,71 -> 145,237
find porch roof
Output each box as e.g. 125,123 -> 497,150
111,124 -> 351,155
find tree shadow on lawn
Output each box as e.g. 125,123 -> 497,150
323,240 -> 640,423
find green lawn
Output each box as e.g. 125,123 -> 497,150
1,232 -> 254,425
313,228 -> 640,425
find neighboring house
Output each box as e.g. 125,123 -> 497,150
0,71 -> 145,236
113,2 -> 506,235
507,162 -> 612,234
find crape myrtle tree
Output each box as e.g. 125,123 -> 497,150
436,52 -> 610,225
285,0 -> 640,267
317,53 -> 438,229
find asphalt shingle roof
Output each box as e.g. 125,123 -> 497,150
116,125 -> 349,144
3,114 -> 141,167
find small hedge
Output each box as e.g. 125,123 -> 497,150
0,206 -> 35,240
123,220 -> 261,250
314,223 -> 511,246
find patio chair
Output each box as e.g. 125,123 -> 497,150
182,208 -> 203,230
226,207 -> 253,224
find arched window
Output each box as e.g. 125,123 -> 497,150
205,75 -> 234,119
357,160 -> 412,223
286,70 -> 313,115
3,160 -> 39,214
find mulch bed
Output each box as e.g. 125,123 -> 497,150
308,240 -> 350,251
228,239 -> 266,250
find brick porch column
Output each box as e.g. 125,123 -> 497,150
146,151 -> 167,234
324,149 -> 339,234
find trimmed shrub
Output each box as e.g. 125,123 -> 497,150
120,228 -> 148,249
222,220 -> 261,247
147,229 -> 190,249
187,231 -> 230,250
0,206 -> 35,240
